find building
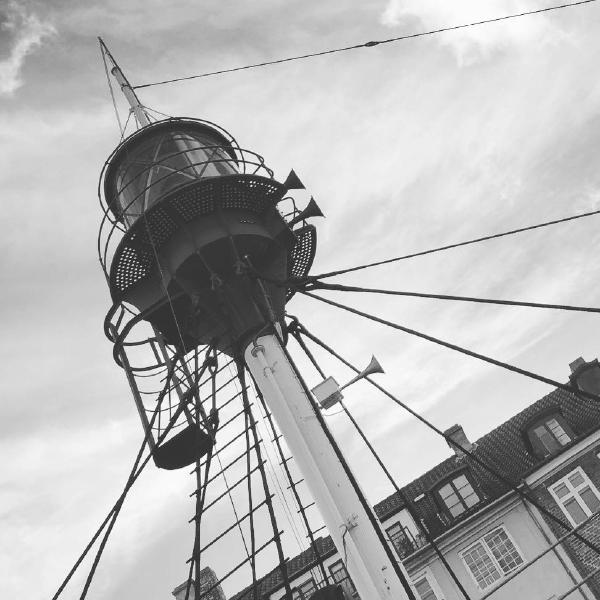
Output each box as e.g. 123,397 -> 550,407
224,357 -> 600,600
173,567 -> 226,600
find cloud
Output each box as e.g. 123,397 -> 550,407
380,0 -> 567,66
0,0 -> 55,96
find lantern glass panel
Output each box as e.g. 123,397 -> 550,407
113,128 -> 238,225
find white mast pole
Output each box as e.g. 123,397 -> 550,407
99,38 -> 151,128
245,334 -> 416,600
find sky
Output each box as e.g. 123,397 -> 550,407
2,0 -> 600,598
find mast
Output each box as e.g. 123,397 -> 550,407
99,39 -> 416,600
99,37 -> 150,128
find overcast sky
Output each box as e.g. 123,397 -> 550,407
3,1 -> 600,599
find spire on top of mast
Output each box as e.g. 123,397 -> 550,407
98,37 -> 151,129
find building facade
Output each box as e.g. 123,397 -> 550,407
173,567 -> 226,600
180,358 -> 600,600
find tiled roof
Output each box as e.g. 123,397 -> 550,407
231,536 -> 336,600
232,386 -> 600,599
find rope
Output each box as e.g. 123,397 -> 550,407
300,290 -> 600,403
133,0 -> 598,89
304,281 -> 600,314
310,208 -> 600,280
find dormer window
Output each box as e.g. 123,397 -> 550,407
526,413 -> 572,459
436,473 -> 480,518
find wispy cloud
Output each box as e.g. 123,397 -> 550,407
0,0 -> 55,96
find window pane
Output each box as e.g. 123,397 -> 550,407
462,490 -> 479,508
415,577 -> 439,600
564,497 -> 588,525
547,419 -> 571,445
438,483 -> 455,500
463,542 -> 502,589
454,474 -> 469,490
448,498 -> 466,517
484,528 -> 523,574
568,471 -> 585,488
553,482 -> 570,499
580,486 -> 600,513
440,485 -> 464,516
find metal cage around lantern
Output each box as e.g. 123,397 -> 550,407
98,117 -> 317,350
97,117 -> 318,467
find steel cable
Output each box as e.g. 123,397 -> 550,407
133,0 -> 598,89
300,290 -> 600,403
304,281 -> 600,314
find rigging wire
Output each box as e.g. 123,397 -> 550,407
309,207 -> 600,281
120,109 -> 134,141
293,322 -> 600,557
133,0 -> 598,89
251,377 -> 332,586
237,361 -> 294,598
300,290 -> 600,402
303,281 -> 600,314
251,382 -> 307,552
243,377 -> 259,600
100,43 -> 124,135
225,359 -> 306,555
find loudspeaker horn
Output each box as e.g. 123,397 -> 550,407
283,169 -> 305,191
288,197 -> 325,227
340,355 -> 384,391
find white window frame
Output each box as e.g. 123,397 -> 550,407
437,472 -> 480,518
411,567 -> 445,600
548,466 -> 600,527
459,526 -> 524,591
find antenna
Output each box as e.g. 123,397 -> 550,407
98,37 -> 151,128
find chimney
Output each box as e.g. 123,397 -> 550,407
569,357 -> 600,398
444,424 -> 473,458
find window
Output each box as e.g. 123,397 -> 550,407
437,473 -> 479,518
549,467 -> 600,526
412,571 -> 443,600
330,561 -> 358,599
293,578 -> 317,600
461,527 -> 524,590
387,522 -> 415,559
525,408 -> 575,458
525,413 -> 573,458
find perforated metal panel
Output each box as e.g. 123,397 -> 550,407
286,224 -> 317,301
109,174 -> 310,300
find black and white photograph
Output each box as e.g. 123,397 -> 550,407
3,1 -> 600,599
